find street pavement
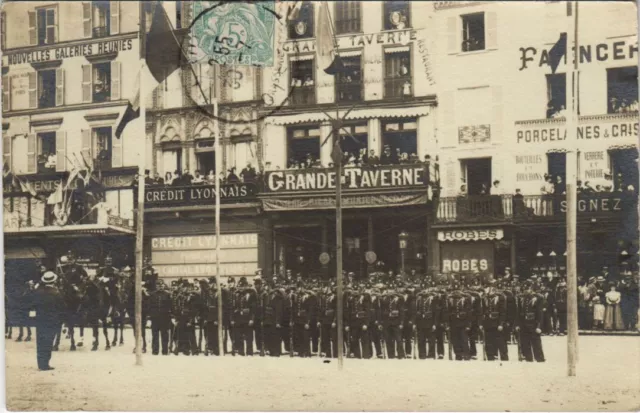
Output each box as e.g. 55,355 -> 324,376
4,330 -> 640,411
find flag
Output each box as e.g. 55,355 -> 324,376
47,181 -> 64,205
317,1 -> 343,75
548,33 -> 567,74
18,177 -> 38,198
115,1 -> 186,139
287,1 -> 303,21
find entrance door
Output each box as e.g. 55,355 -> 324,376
464,158 -> 492,195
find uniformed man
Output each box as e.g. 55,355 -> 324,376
482,281 -> 508,361
447,281 -> 471,361
466,283 -> 483,360
516,281 -> 545,362
413,283 -> 440,359
204,277 -> 225,356
381,282 -> 406,359
173,281 -> 197,355
434,280 -> 448,359
369,284 -> 384,358
231,277 -> 257,356
32,271 -> 65,371
554,278 -> 568,335
502,279 -> 518,345
291,280 -> 313,357
253,270 -> 264,354
261,279 -> 284,356
348,282 -> 372,359
148,280 -> 172,355
224,277 -> 236,354
540,284 -> 555,335
281,279 -> 294,355
317,282 -> 338,358
402,281 -> 416,357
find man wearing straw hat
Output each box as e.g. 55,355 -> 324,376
32,271 -> 65,371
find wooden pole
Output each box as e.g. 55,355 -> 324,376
134,0 -> 147,367
335,122 -> 344,370
565,0 -> 579,377
214,100 -> 224,355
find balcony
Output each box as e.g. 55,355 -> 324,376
93,26 -> 109,38
435,192 -> 637,224
336,82 -> 362,103
384,76 -> 412,99
290,85 -> 315,106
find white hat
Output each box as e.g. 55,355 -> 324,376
60,256 -> 69,264
41,271 -> 58,284
122,266 -> 132,272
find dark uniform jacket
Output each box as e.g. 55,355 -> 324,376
403,289 -> 416,328
232,288 -> 257,325
62,263 -> 88,287
447,292 -> 472,329
33,285 -> 65,326
413,291 -> 439,328
262,289 -> 284,326
318,290 -> 337,325
292,290 -> 314,326
148,289 -> 172,323
349,292 -> 372,326
381,292 -> 405,326
482,292 -> 507,329
503,289 -> 517,326
517,292 -> 544,331
369,292 -> 382,326
204,289 -> 228,323
554,285 -> 567,312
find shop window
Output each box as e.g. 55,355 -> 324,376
335,1 -> 361,34
461,157 -> 492,195
461,13 -> 485,52
336,56 -> 362,103
384,1 -> 410,31
94,127 -> 113,169
610,148 -> 639,192
287,125 -> 321,168
288,1 -> 314,40
384,49 -> 412,99
381,119 -> 417,162
290,59 -> 315,105
338,123 -> 368,164
546,73 -> 566,118
37,132 -> 57,174
607,66 -> 639,114
30,7 -> 57,46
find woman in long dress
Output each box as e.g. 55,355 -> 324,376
604,285 -> 625,331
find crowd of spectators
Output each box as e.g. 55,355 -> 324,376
144,162 -> 259,187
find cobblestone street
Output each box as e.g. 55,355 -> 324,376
5,331 -> 640,411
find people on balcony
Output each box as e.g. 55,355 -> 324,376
192,170 -> 204,184
164,172 -> 174,186
206,170 -> 216,184
240,162 -> 257,183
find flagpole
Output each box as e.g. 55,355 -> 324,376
334,121 -> 344,370
134,0 -> 147,367
565,0 -> 579,377
214,99 -> 224,356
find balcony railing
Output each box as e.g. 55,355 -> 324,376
290,85 -> 315,105
436,192 -> 637,224
336,82 -> 362,103
93,26 -> 109,38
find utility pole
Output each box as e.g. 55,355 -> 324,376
334,121 -> 344,370
565,0 -> 579,377
134,0 -> 147,367
213,99 -> 224,356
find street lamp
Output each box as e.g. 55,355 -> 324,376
399,231 -> 409,276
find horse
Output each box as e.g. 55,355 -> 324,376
83,277 -> 113,351
111,276 -> 132,347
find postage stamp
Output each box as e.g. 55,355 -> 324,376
190,0 -> 277,67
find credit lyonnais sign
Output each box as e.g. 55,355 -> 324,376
264,165 -> 427,193
145,183 -> 256,208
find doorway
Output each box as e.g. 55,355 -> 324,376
463,158 -> 492,195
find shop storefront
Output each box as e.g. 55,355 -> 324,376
143,181 -> 264,283
259,164 -> 432,280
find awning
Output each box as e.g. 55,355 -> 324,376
4,246 -> 46,259
267,106 -> 430,126
4,223 -> 136,237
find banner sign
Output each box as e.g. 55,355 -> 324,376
3,38 -> 135,66
3,173 -> 136,194
145,183 -> 257,208
151,234 -> 259,278
515,116 -> 638,145
441,242 -> 494,274
261,193 -> 428,211
438,229 -> 504,242
264,165 -> 428,193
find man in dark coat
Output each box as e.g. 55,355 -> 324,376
33,271 -> 65,371
516,281 -> 545,362
148,280 -> 173,355
261,281 -> 284,356
447,282 -> 471,361
482,281 -> 508,361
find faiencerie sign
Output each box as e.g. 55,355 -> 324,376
145,183 -> 257,208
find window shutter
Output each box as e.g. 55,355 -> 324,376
3,135 -> 12,171
28,11 -> 36,45
82,64 -> 92,103
28,71 -> 38,109
444,160 -> 458,197
491,85 -> 502,143
447,16 -> 457,54
111,128 -> 122,167
83,2 -> 92,38
81,129 -> 92,165
53,8 -> 59,43
110,1 -> 120,35
55,68 -> 64,106
2,75 -> 10,112
55,131 -> 66,172
26,134 -> 37,174
110,61 -> 121,100
485,12 -> 497,50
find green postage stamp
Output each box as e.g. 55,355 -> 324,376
190,1 -> 276,67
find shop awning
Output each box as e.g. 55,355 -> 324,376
266,106 -> 431,126
4,246 -> 46,259
4,223 -> 136,237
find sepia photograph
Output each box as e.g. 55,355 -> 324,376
1,0 -> 639,411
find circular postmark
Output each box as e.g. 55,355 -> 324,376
184,0 -> 304,125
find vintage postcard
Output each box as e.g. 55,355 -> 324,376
2,0 -> 639,411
